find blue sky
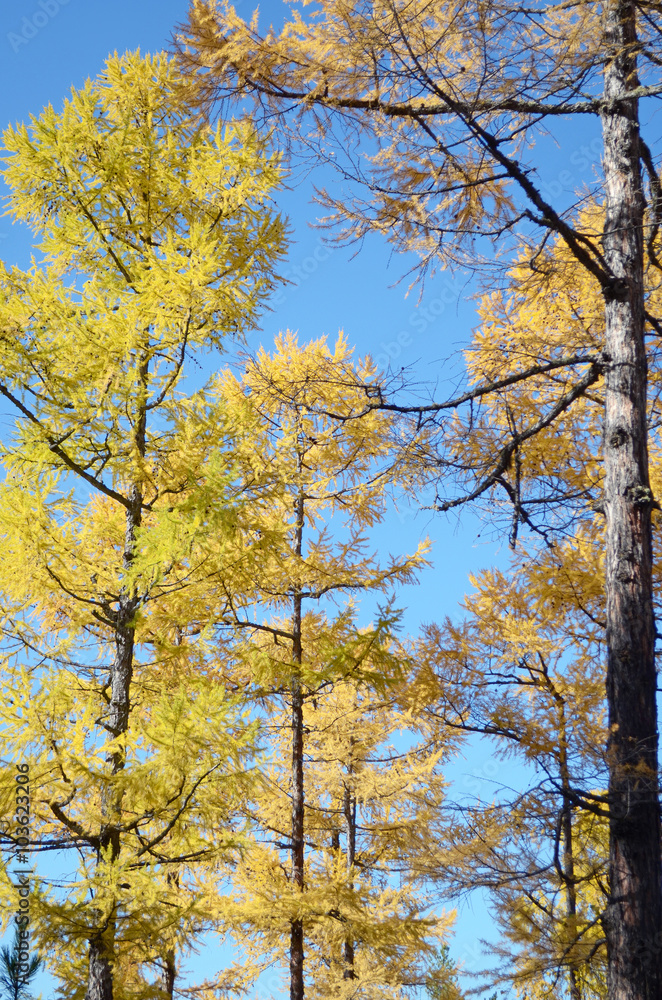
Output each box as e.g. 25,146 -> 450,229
0,2 -> 605,997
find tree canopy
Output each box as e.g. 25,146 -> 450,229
0,4 -> 661,1000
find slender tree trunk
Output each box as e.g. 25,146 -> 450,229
86,939 -> 115,1000
541,657 -> 581,999
561,801 -> 581,1000
342,776 -> 356,981
290,491 -> 305,1000
290,666 -> 305,1000
162,873 -> 179,999
163,950 -> 176,1000
601,5 -> 662,998
85,516 -> 140,1000
558,708 -> 581,1000
86,363 -> 148,1000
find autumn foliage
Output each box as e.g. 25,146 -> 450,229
0,13 -> 660,1000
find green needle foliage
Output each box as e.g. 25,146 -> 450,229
0,932 -> 41,1000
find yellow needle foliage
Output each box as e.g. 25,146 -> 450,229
415,537 -> 608,996
175,2 -> 662,990
220,676 -> 459,1000
431,201 -> 662,547
0,49 -> 464,997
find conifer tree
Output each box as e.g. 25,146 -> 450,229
0,931 -> 41,1000
0,49 -> 286,1000
188,333 -> 461,1000
405,212 -> 662,998
416,539 -> 609,999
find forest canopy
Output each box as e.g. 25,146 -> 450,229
0,3 -> 661,1000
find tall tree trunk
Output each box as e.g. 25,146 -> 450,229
86,939 -> 115,1000
561,800 -> 581,1000
85,362 -> 147,1000
342,775 -> 356,981
290,491 -> 305,1000
162,874 -> 179,998
85,510 -> 140,1000
601,5 -> 662,998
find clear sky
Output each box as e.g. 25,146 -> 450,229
0,2 -> 604,997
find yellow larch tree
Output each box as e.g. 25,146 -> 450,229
401,214 -> 662,999
184,333 -> 462,1000
416,537 -> 608,999
300,675 -> 459,1000
0,49 -> 287,1000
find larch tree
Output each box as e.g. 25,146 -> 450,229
416,538 -> 609,999
186,333 -> 461,1000
299,676 -> 460,1000
405,211 -> 662,998
174,5 -> 662,997
0,50 -> 286,1000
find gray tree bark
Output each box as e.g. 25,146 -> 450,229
84,526 -> 140,1000
601,4 -> 662,998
